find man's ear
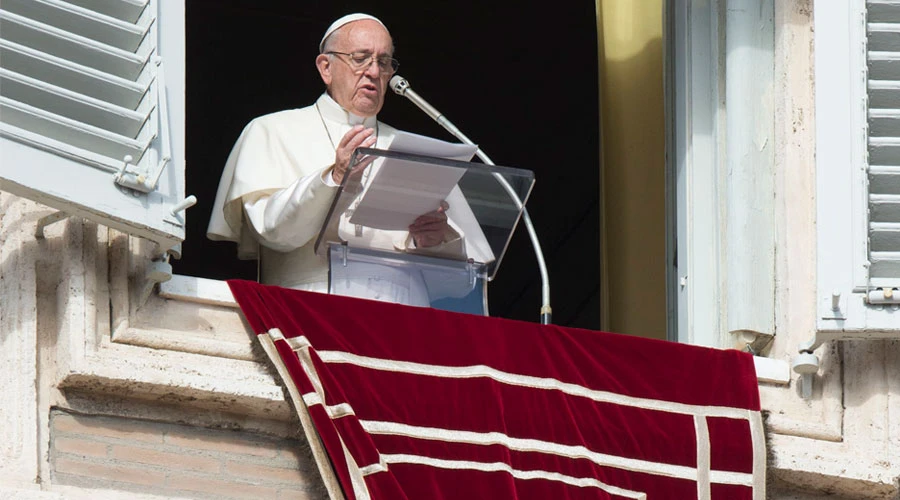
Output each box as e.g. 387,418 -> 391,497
316,54 -> 332,85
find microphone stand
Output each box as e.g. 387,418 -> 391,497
390,76 -> 552,325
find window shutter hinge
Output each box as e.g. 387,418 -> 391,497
114,155 -> 160,194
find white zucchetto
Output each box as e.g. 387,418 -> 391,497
319,13 -> 388,53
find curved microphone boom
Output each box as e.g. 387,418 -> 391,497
390,75 -> 552,325
389,76 -> 474,153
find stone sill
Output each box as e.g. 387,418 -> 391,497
161,274 -> 792,385
159,274 -> 239,308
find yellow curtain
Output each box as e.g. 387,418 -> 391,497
596,0 -> 667,340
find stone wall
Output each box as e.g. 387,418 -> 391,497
49,410 -> 316,499
0,193 -> 326,499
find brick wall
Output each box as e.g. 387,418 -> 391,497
49,409 -> 326,499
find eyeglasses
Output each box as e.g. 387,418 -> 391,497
326,51 -> 399,75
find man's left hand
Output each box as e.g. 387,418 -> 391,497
409,201 -> 451,248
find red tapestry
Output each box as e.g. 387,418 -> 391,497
228,280 -> 765,500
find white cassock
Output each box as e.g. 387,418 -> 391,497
207,93 -> 470,306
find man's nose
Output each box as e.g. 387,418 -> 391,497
363,59 -> 381,78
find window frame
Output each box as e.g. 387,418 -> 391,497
667,0 -> 726,347
667,0 -> 779,349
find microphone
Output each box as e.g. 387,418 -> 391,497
390,75 -> 553,325
390,76 -> 439,121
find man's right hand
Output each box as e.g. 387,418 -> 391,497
332,125 -> 377,185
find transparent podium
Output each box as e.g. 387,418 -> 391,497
314,148 -> 534,315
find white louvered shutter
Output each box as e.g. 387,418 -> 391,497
867,0 -> 900,301
816,0 -> 900,333
0,0 -> 186,251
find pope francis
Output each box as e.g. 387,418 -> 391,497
207,14 -> 472,306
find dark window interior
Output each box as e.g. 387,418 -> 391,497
179,1 -> 600,328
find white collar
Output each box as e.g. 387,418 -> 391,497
316,93 -> 378,128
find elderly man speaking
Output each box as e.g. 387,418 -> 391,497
207,14 -> 464,305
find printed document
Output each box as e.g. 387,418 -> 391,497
348,131 -> 477,231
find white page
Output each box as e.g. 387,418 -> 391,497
388,130 -> 478,161
348,132 -> 477,230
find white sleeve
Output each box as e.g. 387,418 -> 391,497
242,168 -> 338,252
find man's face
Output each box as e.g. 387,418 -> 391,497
316,20 -> 394,117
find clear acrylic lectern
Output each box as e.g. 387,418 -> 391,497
314,148 -> 534,315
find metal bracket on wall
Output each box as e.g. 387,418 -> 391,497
34,211 -> 72,240
795,327 -> 900,400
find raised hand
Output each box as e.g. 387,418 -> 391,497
332,125 -> 377,185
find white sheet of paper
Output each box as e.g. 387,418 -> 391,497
348,131 -> 478,231
388,130 -> 478,161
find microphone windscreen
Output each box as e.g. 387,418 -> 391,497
390,75 -> 409,95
